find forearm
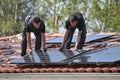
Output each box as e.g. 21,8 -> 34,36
26,32 -> 31,49
41,33 -> 46,49
75,31 -> 82,49
61,29 -> 69,47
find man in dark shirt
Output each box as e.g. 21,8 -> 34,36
21,15 -> 46,56
59,12 -> 86,50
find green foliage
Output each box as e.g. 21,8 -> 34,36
89,0 -> 120,32
0,0 -> 33,36
0,0 -> 120,36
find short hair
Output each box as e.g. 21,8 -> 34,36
33,17 -> 40,23
69,14 -> 78,22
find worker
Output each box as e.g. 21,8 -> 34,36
59,12 -> 86,51
21,15 -> 46,56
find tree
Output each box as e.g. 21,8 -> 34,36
0,0 -> 34,36
89,0 -> 120,32
0,0 -> 120,36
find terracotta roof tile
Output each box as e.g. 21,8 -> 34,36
110,67 -> 118,73
0,33 -> 120,73
94,67 -> 103,73
68,68 -> 77,72
102,67 -> 110,73
0,68 -> 8,73
0,65 -> 120,73
85,68 -> 95,73
23,68 -> 32,73
45,68 -> 54,72
39,68 -> 47,73
15,68 -> 24,73
61,68 -> 70,72
53,68 -> 62,72
76,68 -> 86,73
31,68 -> 40,73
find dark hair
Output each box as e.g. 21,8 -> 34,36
33,17 -> 40,23
69,14 -> 78,22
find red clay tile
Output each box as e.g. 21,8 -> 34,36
46,68 -> 54,72
31,68 -> 39,73
61,68 -> 69,72
110,67 -> 118,73
15,68 -> 23,73
102,67 -> 110,73
53,68 -> 62,72
0,65 -> 120,73
0,68 -> 8,73
68,68 -> 77,72
39,68 -> 47,73
76,68 -> 86,72
23,68 -> 32,73
94,67 -> 102,73
7,68 -> 16,73
85,68 -> 94,73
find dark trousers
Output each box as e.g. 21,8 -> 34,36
76,32 -> 86,49
64,27 -> 86,49
21,28 -> 41,56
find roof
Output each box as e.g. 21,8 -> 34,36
0,32 -> 120,73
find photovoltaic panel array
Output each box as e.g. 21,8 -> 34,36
11,45 -> 120,65
61,46 -> 120,64
46,34 -> 113,44
11,49 -> 84,64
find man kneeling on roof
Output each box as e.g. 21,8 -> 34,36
59,12 -> 86,51
21,15 -> 46,56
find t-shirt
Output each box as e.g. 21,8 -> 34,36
65,12 -> 86,31
25,15 -> 45,35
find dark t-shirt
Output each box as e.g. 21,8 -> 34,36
65,12 -> 86,31
25,15 -> 45,34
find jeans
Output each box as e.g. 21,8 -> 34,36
21,26 -> 41,56
64,26 -> 86,49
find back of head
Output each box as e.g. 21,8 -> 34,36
69,14 -> 78,22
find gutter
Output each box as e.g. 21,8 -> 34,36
0,73 -> 120,80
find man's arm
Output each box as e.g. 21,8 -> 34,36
41,32 -> 46,50
75,30 -> 82,50
26,32 -> 32,52
59,29 -> 69,50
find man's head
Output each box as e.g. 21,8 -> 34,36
69,15 -> 78,27
32,17 -> 41,29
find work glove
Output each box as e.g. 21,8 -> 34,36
43,48 -> 47,52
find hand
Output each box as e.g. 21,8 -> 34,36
43,48 -> 47,52
42,46 -> 47,52
59,46 -> 64,51
28,47 -> 32,53
74,47 -> 77,50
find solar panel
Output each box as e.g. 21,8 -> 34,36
11,45 -> 120,65
46,34 -> 113,44
10,49 -> 85,64
85,34 -> 112,42
61,46 -> 120,64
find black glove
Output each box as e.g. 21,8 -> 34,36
43,48 -> 47,52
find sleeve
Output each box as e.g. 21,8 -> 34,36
41,21 -> 45,33
77,19 -> 85,31
65,19 -> 70,30
26,24 -> 31,33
